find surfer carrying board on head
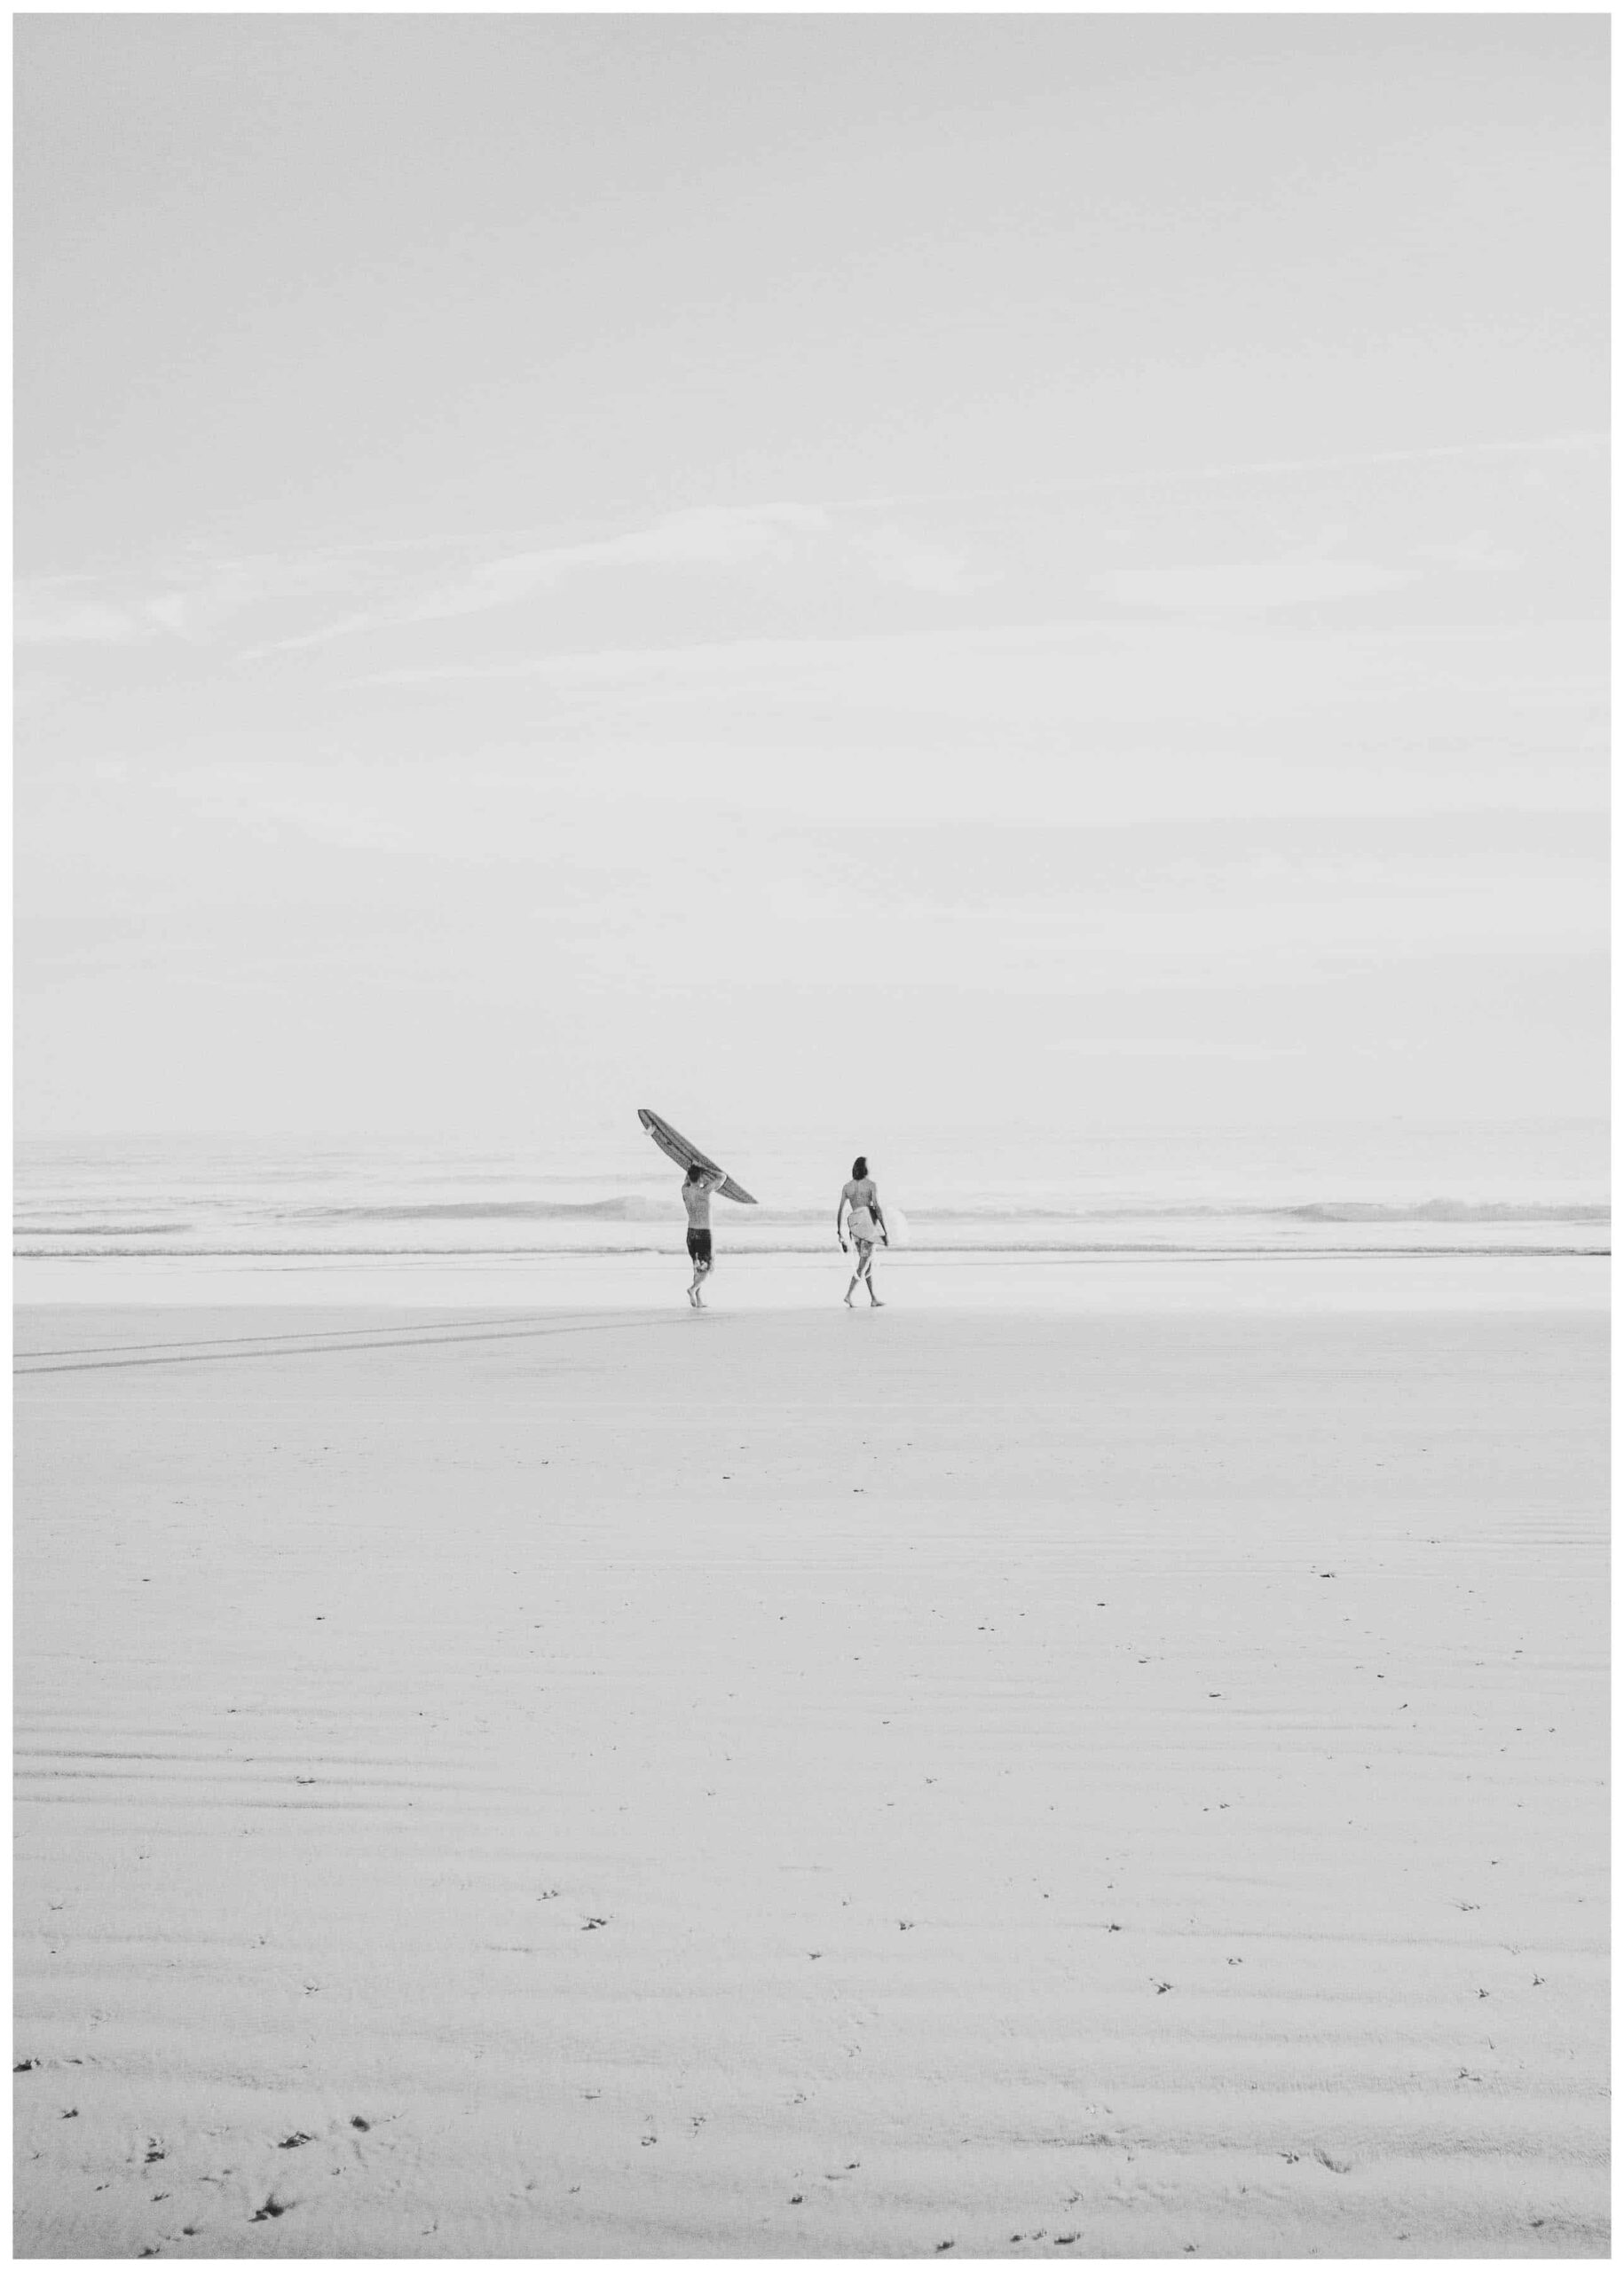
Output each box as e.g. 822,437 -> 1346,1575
637,1109 -> 755,1304
682,1161 -> 726,1307
837,1156 -> 888,1307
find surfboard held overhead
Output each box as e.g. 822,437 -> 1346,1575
637,1108 -> 758,1204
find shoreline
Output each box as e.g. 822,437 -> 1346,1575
13,1248 -> 1610,1314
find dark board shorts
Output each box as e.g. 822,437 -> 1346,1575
686,1228 -> 713,1265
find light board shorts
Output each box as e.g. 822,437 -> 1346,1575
848,1207 -> 878,1244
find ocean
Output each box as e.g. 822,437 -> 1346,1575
15,1116 -> 1608,1305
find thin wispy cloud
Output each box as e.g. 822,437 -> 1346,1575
853,523 -> 988,596
830,430 -> 1609,516
1048,1037 -> 1299,1060
142,556 -> 371,640
14,589 -> 149,646
408,501 -> 834,621
18,508 -> 840,659
351,624 -> 1077,694
1418,536 -> 1523,573
1090,563 -> 1418,612
362,616 -> 1336,706
244,503 -> 840,657
16,555 -> 379,648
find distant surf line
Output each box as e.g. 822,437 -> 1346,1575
29,1197 -> 1591,1230
13,1241 -> 1609,1262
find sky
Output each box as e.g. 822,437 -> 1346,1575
15,15 -> 1608,1146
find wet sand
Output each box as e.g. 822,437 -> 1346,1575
14,1277 -> 1609,2257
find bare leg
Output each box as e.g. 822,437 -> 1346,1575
849,1241 -> 882,1306
842,1238 -> 862,1305
692,1257 -> 713,1308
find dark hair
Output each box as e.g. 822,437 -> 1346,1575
851,1156 -> 868,1179
684,1161 -> 703,1181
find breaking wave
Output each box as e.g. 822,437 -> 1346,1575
271,1196 -> 1608,1228
281,1197 -> 675,1223
1267,1201 -> 1609,1224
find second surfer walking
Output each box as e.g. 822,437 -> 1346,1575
837,1155 -> 888,1306
682,1160 -> 726,1306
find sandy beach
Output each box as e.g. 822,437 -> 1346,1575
14,1268 -> 1608,2259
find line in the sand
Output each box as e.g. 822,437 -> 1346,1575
13,1313 -> 696,1377
12,1309 -> 570,1361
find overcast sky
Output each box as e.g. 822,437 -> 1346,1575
16,15 -> 1607,1143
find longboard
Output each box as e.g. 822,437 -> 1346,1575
637,1108 -> 757,1204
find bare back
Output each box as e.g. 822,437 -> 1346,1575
682,1167 -> 723,1227
843,1176 -> 881,1242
